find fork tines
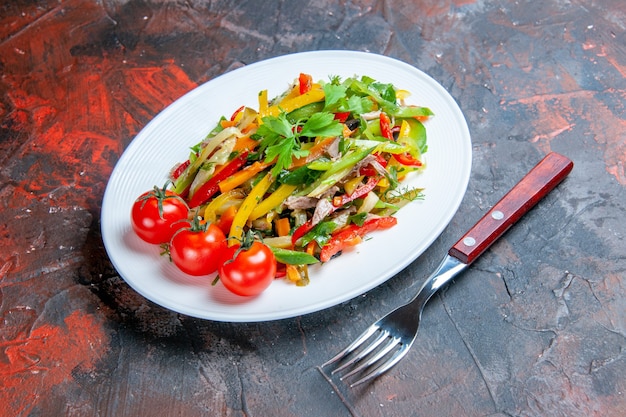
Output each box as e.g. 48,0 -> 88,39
322,324 -> 408,387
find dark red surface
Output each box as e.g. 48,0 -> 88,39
1,1 -> 625,416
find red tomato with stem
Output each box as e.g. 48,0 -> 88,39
169,218 -> 227,276
131,184 -> 189,244
219,236 -> 277,297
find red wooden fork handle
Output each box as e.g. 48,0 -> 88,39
448,152 -> 574,265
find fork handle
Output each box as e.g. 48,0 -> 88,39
448,152 -> 573,265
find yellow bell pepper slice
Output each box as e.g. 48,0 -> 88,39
343,175 -> 365,196
395,89 -> 411,100
203,189 -> 245,223
275,81 -> 321,110
228,173 -> 274,245
285,264 -> 300,283
257,89 -> 269,121
277,84 -> 300,106
386,157 -> 411,181
249,183 -> 297,220
398,119 -> 412,140
266,87 -> 325,117
376,177 -> 390,190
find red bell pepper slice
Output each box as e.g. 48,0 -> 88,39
172,159 -> 191,180
292,176 -> 381,246
393,152 -> 423,167
299,73 -> 313,95
291,220 -> 314,246
359,153 -> 387,177
187,151 -> 249,208
358,166 -> 377,177
334,111 -> 351,123
379,112 -> 393,140
319,216 -> 397,262
274,263 -> 287,278
332,176 -> 380,207
229,105 -> 245,121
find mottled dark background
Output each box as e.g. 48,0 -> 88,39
1,1 -> 624,416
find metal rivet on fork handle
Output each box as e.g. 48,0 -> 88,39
462,237 -> 476,247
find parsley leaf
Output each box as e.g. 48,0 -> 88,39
264,134 -> 299,177
260,112 -> 293,138
370,81 -> 397,103
279,165 -> 324,185
300,112 -> 343,138
256,110 -> 343,177
323,83 -> 348,111
341,95 -> 372,115
348,212 -> 367,226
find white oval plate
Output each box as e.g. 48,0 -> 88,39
101,51 -> 472,322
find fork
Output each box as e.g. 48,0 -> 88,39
321,152 -> 574,387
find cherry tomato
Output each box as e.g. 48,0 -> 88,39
131,185 -> 189,244
169,220 -> 227,276
219,240 -> 277,296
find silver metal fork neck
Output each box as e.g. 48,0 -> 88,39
411,254 -> 467,305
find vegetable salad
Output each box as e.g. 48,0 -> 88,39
134,73 -> 432,293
